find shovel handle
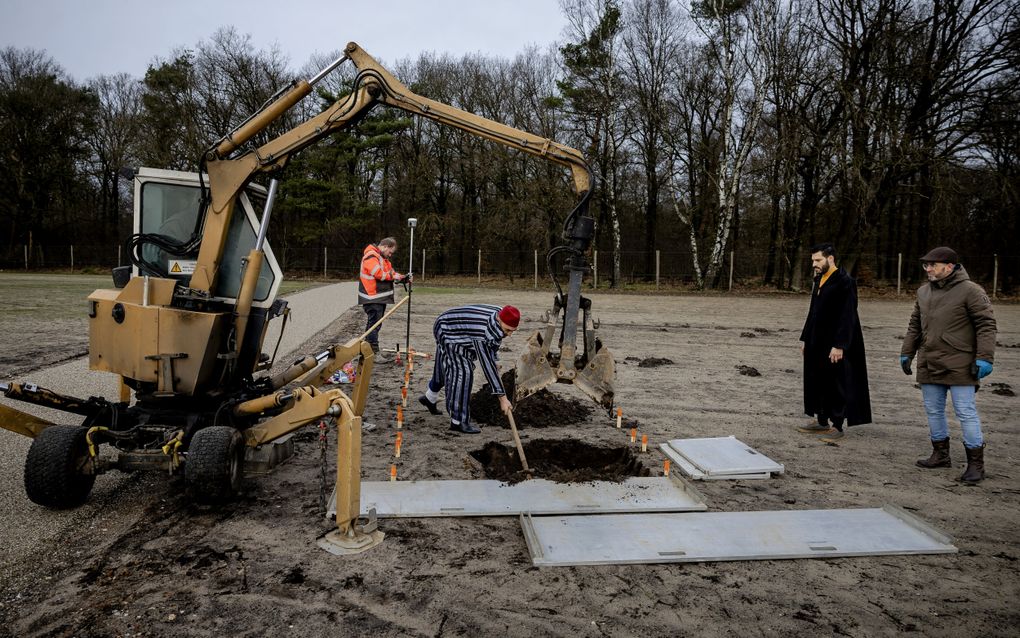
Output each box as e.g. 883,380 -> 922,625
506,410 -> 532,477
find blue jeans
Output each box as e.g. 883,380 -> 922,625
921,384 -> 984,448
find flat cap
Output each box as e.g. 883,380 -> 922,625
920,246 -> 959,263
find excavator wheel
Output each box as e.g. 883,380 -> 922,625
24,425 -> 96,509
185,426 -> 244,504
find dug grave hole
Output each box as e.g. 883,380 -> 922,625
470,439 -> 652,484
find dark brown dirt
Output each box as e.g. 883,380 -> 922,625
470,370 -> 593,428
990,383 -> 1016,397
470,439 -> 651,484
736,364 -> 761,377
5,290 -> 1020,638
637,357 -> 674,368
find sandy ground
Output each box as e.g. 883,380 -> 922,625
1,286 -> 1018,637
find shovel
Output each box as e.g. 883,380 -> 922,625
506,409 -> 532,479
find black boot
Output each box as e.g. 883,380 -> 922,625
419,395 -> 442,415
959,445 -> 985,484
916,438 -> 951,468
449,421 -> 480,434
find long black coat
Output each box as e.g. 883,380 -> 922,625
800,268 -> 872,426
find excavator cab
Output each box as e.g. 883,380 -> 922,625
133,168 -> 282,305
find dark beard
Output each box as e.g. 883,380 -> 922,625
814,262 -> 831,276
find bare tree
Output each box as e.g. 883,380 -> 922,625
559,0 -> 627,287
623,0 -> 687,279
693,0 -> 772,287
87,73 -> 142,236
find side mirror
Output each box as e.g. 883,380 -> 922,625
111,266 -> 131,289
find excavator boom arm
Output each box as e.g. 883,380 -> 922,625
197,41 -> 611,408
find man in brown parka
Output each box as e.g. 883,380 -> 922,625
900,247 -> 996,483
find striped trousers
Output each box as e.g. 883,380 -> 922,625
428,343 -> 476,427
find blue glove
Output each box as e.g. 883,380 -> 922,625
899,355 -> 913,375
976,359 -> 993,379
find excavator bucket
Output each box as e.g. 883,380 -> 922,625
571,344 -> 615,409
515,323 -> 615,411
515,328 -> 558,402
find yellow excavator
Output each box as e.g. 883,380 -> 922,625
0,42 -> 614,552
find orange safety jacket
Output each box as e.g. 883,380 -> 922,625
358,244 -> 398,305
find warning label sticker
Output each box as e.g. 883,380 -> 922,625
167,260 -> 197,275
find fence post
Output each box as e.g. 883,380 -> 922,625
728,250 -> 734,292
593,250 -> 598,289
655,250 -> 660,289
323,246 -> 327,279
477,249 -> 481,284
993,254 -> 998,299
897,253 -> 902,296
24,245 -> 28,270
422,248 -> 426,281
70,245 -> 74,273
534,250 -> 538,289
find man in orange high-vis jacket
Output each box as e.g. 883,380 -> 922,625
358,237 -> 407,356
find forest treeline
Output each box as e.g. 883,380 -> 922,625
1,0 -> 1017,289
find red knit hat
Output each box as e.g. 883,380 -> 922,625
498,305 -> 520,328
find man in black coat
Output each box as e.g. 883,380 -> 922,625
798,243 -> 872,441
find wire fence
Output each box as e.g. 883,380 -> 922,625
2,244 -> 1017,296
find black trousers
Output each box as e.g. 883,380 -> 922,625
363,303 -> 386,347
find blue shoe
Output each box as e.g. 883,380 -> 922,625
449,422 -> 480,434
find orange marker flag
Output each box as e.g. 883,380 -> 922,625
390,464 -> 397,481
396,405 -> 404,429
663,459 -> 671,477
629,427 -> 637,443
401,386 -> 408,408
641,434 -> 648,453
616,407 -> 622,429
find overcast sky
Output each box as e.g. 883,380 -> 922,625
2,0 -> 570,81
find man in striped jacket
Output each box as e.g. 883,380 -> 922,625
358,237 -> 407,357
419,304 -> 520,433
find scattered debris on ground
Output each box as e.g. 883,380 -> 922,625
989,382 -> 1015,396
736,365 -> 761,377
638,357 -> 674,368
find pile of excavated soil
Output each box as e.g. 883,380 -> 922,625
623,356 -> 674,367
637,357 -> 674,368
470,371 -> 593,428
470,439 -> 651,484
